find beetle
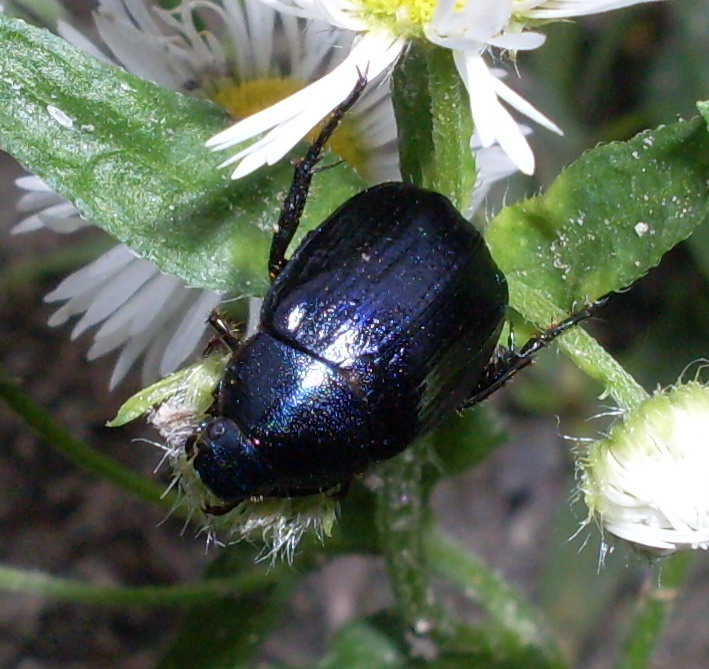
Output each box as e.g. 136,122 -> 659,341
187,76 -> 603,514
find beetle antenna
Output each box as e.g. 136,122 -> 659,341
268,71 -> 368,282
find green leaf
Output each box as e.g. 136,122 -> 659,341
0,15 -> 366,296
699,99 -> 709,127
317,621 -> 404,669
486,117 -> 709,310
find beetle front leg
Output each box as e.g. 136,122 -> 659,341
462,296 -> 610,408
268,72 -> 368,282
206,311 -> 240,351
203,500 -> 242,516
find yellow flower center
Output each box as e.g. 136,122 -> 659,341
210,77 -> 366,175
211,77 -> 303,121
357,0 -> 438,37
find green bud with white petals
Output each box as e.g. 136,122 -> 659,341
579,381 -> 709,556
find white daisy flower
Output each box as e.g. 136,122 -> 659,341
11,0 -> 399,388
470,127 -> 532,213
578,381 -> 709,556
209,0 -> 663,178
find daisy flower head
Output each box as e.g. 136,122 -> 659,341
578,381 -> 709,557
211,0 -> 664,178
11,0 -> 399,388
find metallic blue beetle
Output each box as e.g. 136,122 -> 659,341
188,79 -> 600,513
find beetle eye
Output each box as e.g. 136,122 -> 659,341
208,420 -> 226,440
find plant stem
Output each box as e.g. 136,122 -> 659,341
375,442 -> 442,636
426,47 -> 477,214
424,526 -> 565,667
0,563 -> 273,607
615,553 -> 694,669
508,281 -> 649,411
392,43 -> 477,213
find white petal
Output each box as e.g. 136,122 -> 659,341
257,0 -> 366,30
108,326 -> 162,389
207,32 -> 404,179
88,282 -> 188,359
15,191 -> 68,214
491,75 -> 563,135
470,129 -> 531,212
15,175 -> 53,192
57,20 -> 112,62
455,51 -> 536,175
159,290 -> 220,375
487,31 -> 546,51
12,176 -> 87,235
95,3 -> 196,90
91,273 -> 179,344
70,258 -> 156,337
519,0 -> 662,20
45,245 -> 137,304
433,0 -> 512,43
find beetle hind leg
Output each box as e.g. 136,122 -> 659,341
462,295 -> 610,409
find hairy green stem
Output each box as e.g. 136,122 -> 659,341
426,47 -> 477,213
0,563 -> 274,607
508,282 -> 650,411
616,553 -> 694,669
425,526 -> 565,667
392,42 -> 476,210
375,442 -> 443,636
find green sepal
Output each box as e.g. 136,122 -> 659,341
106,354 -> 227,427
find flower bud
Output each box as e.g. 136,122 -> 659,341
579,381 -> 709,556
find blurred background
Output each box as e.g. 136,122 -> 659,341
1,1 -> 708,667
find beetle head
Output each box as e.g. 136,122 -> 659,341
187,417 -> 273,503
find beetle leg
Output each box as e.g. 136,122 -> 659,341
202,482 -> 347,514
206,311 -> 241,352
203,500 -> 242,516
462,295 -> 610,408
268,72 -> 368,282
